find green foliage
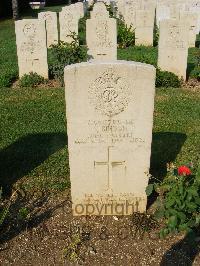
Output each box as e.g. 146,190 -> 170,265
190,67 -> 200,81
49,34 -> 87,86
153,24 -> 159,47
118,46 -> 157,66
18,207 -> 30,220
117,18 -> 135,48
105,4 -> 115,18
146,164 -> 200,238
78,16 -> 87,46
19,72 -> 45,88
63,234 -> 81,262
156,69 -> 181,88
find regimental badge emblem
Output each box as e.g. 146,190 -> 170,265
23,23 -> 37,37
88,68 -> 132,117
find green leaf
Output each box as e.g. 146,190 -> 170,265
165,197 -> 176,208
145,184 -> 154,196
154,209 -> 165,219
159,228 -> 169,239
168,215 -> 178,229
194,197 -> 200,205
0,207 -> 9,225
179,223 -> 188,231
188,188 -> 198,197
186,202 -> 197,210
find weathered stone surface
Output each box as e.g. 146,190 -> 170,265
38,11 -> 58,47
64,61 -> 156,216
135,9 -> 155,46
15,19 -> 48,78
59,6 -> 79,43
180,11 -> 198,47
158,19 -> 189,80
86,2 -> 117,60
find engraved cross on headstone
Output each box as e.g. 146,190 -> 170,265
94,146 -> 126,191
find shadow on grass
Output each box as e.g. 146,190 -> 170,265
148,132 -> 187,208
0,133 -> 67,196
0,195 -> 72,245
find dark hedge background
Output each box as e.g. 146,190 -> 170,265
0,0 -> 76,18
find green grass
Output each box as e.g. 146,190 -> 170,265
0,19 -> 18,87
118,46 -> 158,66
0,87 -> 199,195
1,10 -> 200,87
0,16 -> 200,196
0,88 -> 69,195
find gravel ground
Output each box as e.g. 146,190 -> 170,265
0,190 -> 200,266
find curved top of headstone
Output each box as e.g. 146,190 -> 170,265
91,2 -> 109,19
64,60 -> 156,72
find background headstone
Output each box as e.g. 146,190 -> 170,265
158,19 -> 189,80
15,19 -> 48,78
180,11 -> 198,47
64,61 -> 156,216
38,11 -> 58,48
135,9 -> 155,46
86,2 -> 117,60
59,6 -> 79,43
156,4 -> 170,27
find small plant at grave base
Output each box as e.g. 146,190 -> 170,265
18,207 -> 30,221
190,66 -> 200,81
117,17 -> 135,48
156,68 -> 181,88
0,189 -> 18,228
0,188 -> 9,227
146,163 -> 200,238
63,234 -> 81,262
19,72 -> 45,88
48,33 -> 87,86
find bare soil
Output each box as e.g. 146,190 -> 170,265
0,190 -> 200,266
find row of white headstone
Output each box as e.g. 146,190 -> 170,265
15,1 -> 200,82
14,0 -> 200,216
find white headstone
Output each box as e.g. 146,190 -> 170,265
135,9 -> 155,46
158,19 -> 189,80
123,0 -> 137,28
74,2 -> 85,19
59,6 -> 79,43
180,11 -> 198,47
86,2 -> 117,60
38,11 -> 58,47
156,4 -> 170,27
64,61 -> 156,216
15,19 -> 48,78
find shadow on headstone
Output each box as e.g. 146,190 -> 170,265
0,133 -> 67,196
160,232 -> 200,266
148,132 -> 187,208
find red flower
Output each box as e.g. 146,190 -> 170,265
178,166 -> 192,176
